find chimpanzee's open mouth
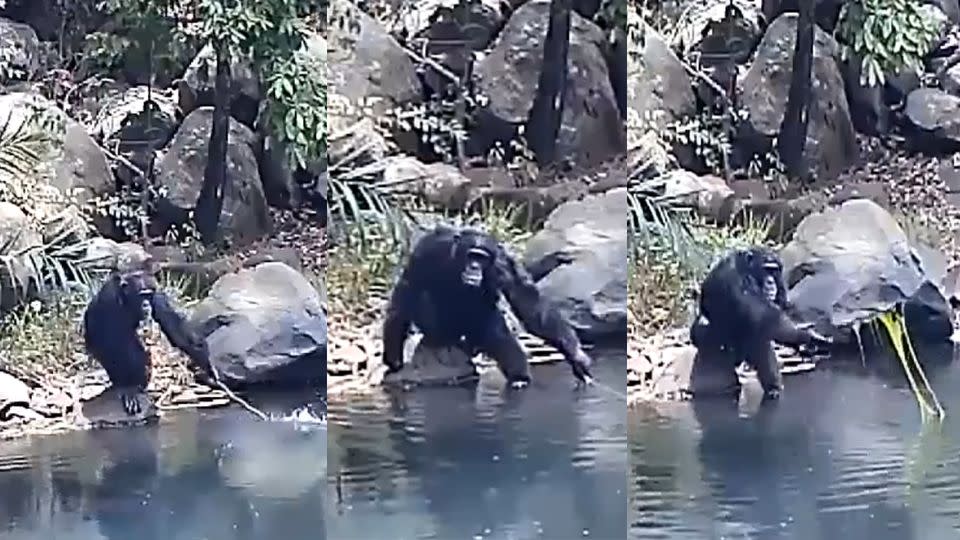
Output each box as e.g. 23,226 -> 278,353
462,269 -> 483,287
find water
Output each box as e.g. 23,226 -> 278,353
0,404 -> 327,540
630,358 -> 960,540
326,352 -> 628,540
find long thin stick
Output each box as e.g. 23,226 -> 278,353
212,379 -> 269,421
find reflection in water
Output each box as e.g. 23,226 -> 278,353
631,362 -> 960,540
327,353 -> 628,540
0,404 -> 326,540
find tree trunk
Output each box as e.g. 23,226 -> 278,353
525,0 -> 572,167
194,41 -> 231,246
777,0 -> 814,182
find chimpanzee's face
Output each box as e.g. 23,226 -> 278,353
746,248 -> 783,304
457,231 -> 496,288
120,271 -> 158,319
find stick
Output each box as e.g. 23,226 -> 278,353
211,378 -> 269,421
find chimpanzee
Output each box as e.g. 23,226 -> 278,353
83,266 -> 216,415
382,225 -> 593,388
689,247 -> 832,400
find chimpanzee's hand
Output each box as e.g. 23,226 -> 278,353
570,348 -> 593,387
808,329 -> 833,348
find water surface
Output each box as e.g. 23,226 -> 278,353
630,358 -> 960,540
327,352 -> 628,540
0,403 -> 326,540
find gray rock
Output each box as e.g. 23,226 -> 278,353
781,199 -> 952,342
740,13 -> 858,183
156,107 -> 272,247
191,262 -> 326,390
475,0 -> 625,167
92,86 -> 178,154
904,88 -> 960,148
328,0 -> 421,130
0,18 -> 40,82
523,187 -> 628,342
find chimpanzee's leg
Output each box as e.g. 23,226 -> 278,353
689,318 -> 741,400
744,338 -> 782,400
476,311 -> 531,388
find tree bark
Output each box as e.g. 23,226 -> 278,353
525,0 -> 572,167
777,1 -> 814,182
195,41 -> 231,246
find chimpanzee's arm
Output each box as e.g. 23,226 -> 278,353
382,275 -> 415,372
524,252 -> 574,283
739,293 -> 824,348
149,292 -> 215,377
495,247 -> 591,379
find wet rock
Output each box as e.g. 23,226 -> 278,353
80,388 -> 159,429
475,0 -> 624,167
739,13 -> 858,183
0,18 -> 40,82
523,188 -> 627,342
190,262 -> 327,391
781,199 -> 953,343
179,44 -> 261,127
381,333 -> 479,388
155,107 -> 272,247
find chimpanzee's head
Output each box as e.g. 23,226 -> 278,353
454,229 -> 499,289
741,247 -> 786,307
119,269 -> 158,320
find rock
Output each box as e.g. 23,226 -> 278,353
381,333 -> 479,387
829,182 -> 891,209
0,92 -> 114,211
632,26 -> 698,169
927,0 -> 960,23
382,156 -> 473,211
190,262 -> 327,390
842,54 -> 891,136
0,202 -> 39,251
475,0 -> 625,167
79,388 -> 159,429
328,0 -> 421,131
523,187 -> 627,341
904,88 -> 960,150
91,86 -> 178,179
0,371 -> 29,419
256,31 -> 326,210
674,0 -> 762,63
739,13 -> 858,183
761,0 -> 846,32
410,0 -> 506,94
80,238 -> 151,271
781,199 -> 952,343
939,62 -> 960,97
327,118 -> 389,174
155,107 -> 272,247
0,18 -> 40,82
660,169 -> 734,216
179,44 -> 261,127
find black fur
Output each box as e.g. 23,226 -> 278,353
83,270 -> 213,415
382,225 -> 592,386
690,247 -> 830,400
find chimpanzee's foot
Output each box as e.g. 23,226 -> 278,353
120,392 -> 141,416
508,378 -> 530,389
762,388 -> 781,401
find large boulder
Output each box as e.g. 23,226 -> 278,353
903,88 -> 960,150
0,92 -> 113,207
522,187 -> 628,342
781,199 -> 952,343
327,0 -> 421,132
155,107 -> 272,247
631,25 -> 697,167
91,86 -> 178,183
190,262 -> 326,390
739,13 -> 858,183
475,0 -> 625,167
0,17 -> 40,82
